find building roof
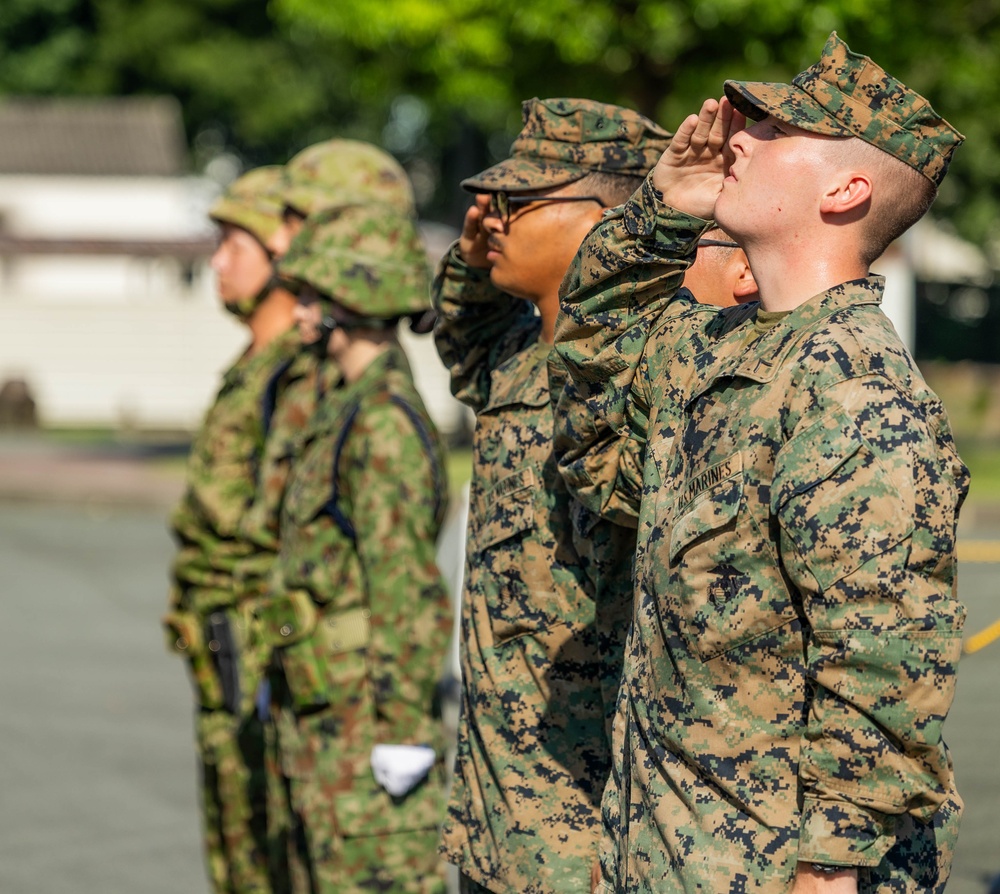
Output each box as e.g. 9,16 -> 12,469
0,97 -> 187,176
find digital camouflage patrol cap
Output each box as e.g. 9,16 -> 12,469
209,165 -> 284,247
461,97 -> 672,193
280,139 -> 416,218
724,32 -> 963,187
277,204 -> 431,320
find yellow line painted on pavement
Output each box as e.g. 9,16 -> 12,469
957,540 -> 1000,564
964,617 -> 1000,656
957,540 -> 1000,654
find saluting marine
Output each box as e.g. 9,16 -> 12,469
433,98 -> 671,893
556,33 -> 968,894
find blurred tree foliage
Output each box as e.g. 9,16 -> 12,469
1,0 -> 997,249
0,0 -> 374,169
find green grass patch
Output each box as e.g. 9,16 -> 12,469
446,447 -> 472,492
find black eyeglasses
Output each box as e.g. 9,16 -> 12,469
489,191 -> 604,227
697,238 -> 741,249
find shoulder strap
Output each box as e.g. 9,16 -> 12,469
260,356 -> 297,441
322,401 -> 364,541
388,394 -> 447,527
322,391 -> 446,541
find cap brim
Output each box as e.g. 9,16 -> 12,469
460,158 -> 585,193
724,80 -> 853,138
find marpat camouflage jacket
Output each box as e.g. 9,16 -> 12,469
433,242 -> 633,894
555,177 -> 968,893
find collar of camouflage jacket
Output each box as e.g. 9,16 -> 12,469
685,275 -> 885,404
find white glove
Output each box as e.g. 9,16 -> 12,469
370,744 -> 436,797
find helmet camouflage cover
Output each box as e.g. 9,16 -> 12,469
208,165 -> 285,247
277,203 -> 431,320
279,139 -> 417,218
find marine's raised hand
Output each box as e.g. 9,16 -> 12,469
652,97 -> 744,220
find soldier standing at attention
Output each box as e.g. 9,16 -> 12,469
164,165 -> 299,894
556,33 -> 968,894
252,203 -> 453,894
432,98 -> 671,894
229,140 -> 435,889
234,140 -> 419,630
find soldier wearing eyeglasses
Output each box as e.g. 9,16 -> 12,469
431,98 -> 671,894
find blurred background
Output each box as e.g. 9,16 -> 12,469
0,2 -> 997,893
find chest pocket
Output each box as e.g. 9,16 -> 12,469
471,466 -> 554,644
665,452 -> 796,661
473,466 -> 536,551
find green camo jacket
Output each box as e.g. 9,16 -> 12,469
234,349 -> 326,605
555,175 -> 969,893
170,328 -> 301,615
267,342 -> 452,773
433,242 -> 634,894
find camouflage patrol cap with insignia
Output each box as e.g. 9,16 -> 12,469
724,32 -> 963,187
277,204 -> 431,322
279,139 -> 416,219
461,97 -> 673,193
209,165 -> 285,247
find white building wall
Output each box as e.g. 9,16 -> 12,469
0,175 -> 215,239
0,174 -> 468,434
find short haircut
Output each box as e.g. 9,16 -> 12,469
700,226 -> 741,259
569,171 -> 646,208
837,138 -> 937,266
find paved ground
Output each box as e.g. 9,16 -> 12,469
0,435 -> 996,892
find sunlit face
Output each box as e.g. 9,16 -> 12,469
716,116 -> 841,246
210,223 -> 272,307
479,184 -> 605,307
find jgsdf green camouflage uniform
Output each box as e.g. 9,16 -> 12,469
434,99 -> 670,893
164,165 -> 295,894
232,138 -> 417,607
252,204 -> 452,894
230,141 -> 423,886
554,34 -> 968,894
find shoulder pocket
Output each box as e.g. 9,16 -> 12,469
774,410 -> 914,591
473,467 -> 536,551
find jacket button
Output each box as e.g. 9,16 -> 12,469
208,640 -> 221,652
175,637 -> 188,651
280,624 -> 293,637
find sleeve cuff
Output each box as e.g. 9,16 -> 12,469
797,796 -> 897,867
439,240 -> 491,283
622,173 -> 715,258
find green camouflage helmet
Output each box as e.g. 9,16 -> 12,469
277,204 -> 431,320
280,139 -> 416,218
461,97 -> 672,193
724,32 -> 964,187
208,165 -> 285,246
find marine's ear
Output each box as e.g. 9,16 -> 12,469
819,170 -> 873,216
732,256 -> 758,301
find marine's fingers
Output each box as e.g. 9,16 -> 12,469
669,112 -> 701,155
461,199 -> 486,237
689,98 -> 721,150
